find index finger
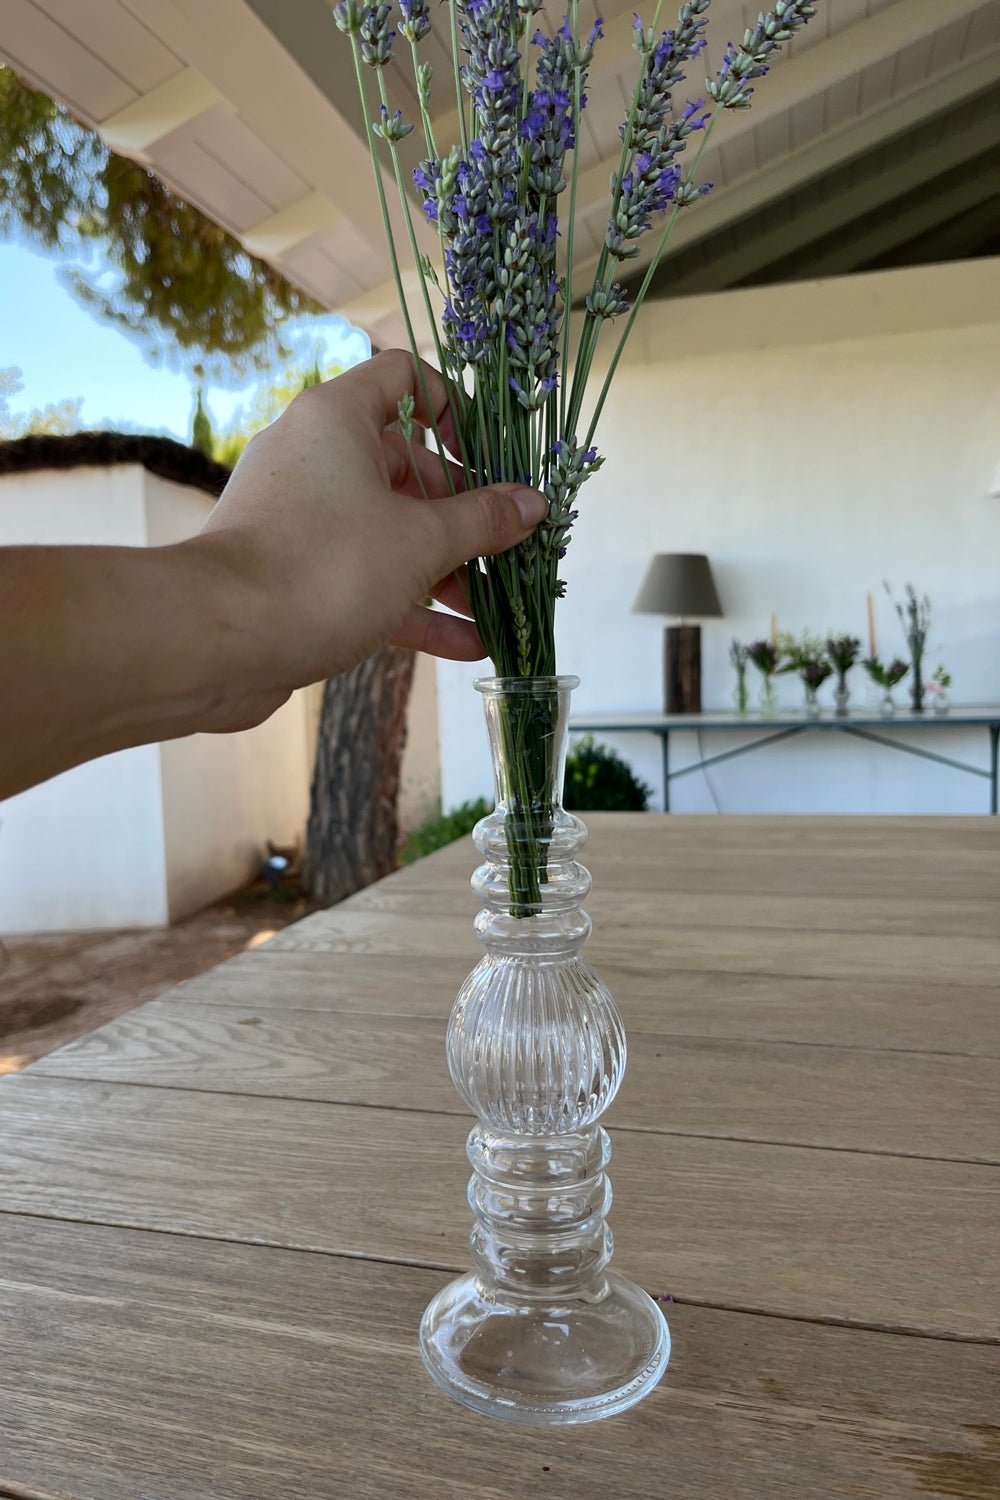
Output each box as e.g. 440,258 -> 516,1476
332,349 -> 462,458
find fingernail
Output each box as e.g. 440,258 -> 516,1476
511,487 -> 547,526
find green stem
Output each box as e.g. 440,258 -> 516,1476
584,106 -> 723,450
375,69 -> 473,490
349,41 -> 456,493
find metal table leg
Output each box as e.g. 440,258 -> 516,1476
990,724 -> 999,816
662,730 -> 670,813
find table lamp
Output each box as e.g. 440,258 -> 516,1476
633,553 -> 723,713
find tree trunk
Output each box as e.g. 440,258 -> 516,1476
303,645 -> 416,905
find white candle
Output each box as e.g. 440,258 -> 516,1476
866,592 -> 877,658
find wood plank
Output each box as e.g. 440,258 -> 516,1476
336,880 -> 1000,939
30,1001 -> 1000,1163
346,814 -> 1000,906
1,0 -> 138,120
0,1075 -> 995,1339
165,948 -> 1000,1057
31,0 -> 180,93
1,1217 -> 997,1500
260,907 -> 1000,987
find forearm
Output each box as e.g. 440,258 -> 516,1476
0,539 -> 262,799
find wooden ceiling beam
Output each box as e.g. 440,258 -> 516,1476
800,168 -> 1000,281
98,66 -> 221,156
662,112 -> 1000,297
570,46 -> 1000,289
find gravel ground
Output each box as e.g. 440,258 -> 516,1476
0,890 -> 315,1073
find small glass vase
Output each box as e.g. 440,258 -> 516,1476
419,676 -> 670,1425
733,670 -> 750,715
803,683 -> 821,718
931,690 -> 950,715
880,690 -> 896,718
834,681 -> 850,717
759,674 -> 777,717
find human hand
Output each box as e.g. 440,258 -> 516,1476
195,350 -> 547,696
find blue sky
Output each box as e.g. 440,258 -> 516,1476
0,240 -> 370,442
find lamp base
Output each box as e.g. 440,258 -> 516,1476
665,625 -> 701,713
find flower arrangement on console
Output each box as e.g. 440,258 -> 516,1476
863,654 -> 909,717
335,0 -> 820,902
746,638 -> 781,715
927,664 -> 952,714
886,581 -> 931,714
782,633 -> 831,716
826,633 -> 860,716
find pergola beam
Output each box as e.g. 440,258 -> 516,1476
242,193 -> 341,259
428,0 -> 990,190
664,112 -> 1000,297
98,67 -> 221,156
572,46 -> 1000,281
803,169 -> 1000,280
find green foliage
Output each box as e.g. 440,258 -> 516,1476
0,66 -> 323,376
564,737 -> 651,813
400,798 -> 491,864
191,387 -> 214,457
197,355 -> 344,467
0,365 -> 82,438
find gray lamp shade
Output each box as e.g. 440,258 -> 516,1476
633,553 -> 723,620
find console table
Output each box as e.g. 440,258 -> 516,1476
569,706 -> 1000,814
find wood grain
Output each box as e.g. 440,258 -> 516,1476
168,949 -> 1000,1056
31,999 -> 1000,1162
1,1217 -> 997,1500
4,813 -> 999,1498
1,1073 -> 996,1340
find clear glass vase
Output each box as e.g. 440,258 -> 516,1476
834,680 -> 850,717
803,682 -> 821,718
419,676 -> 670,1425
759,674 -> 777,717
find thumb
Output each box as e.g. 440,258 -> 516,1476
424,483 -> 548,572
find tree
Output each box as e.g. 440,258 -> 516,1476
304,647 -> 416,903
191,387 -> 214,457
0,366 -> 82,438
0,66 -> 322,378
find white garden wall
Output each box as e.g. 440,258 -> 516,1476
438,259 -> 1000,816
0,462 -> 311,933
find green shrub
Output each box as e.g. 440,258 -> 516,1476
564,737 -> 652,812
401,797 -> 491,864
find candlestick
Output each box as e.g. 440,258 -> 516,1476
866,592 -> 877,658
770,613 -> 777,648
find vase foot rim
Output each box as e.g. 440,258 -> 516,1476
418,1270 -> 670,1426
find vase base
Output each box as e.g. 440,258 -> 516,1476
419,1270 -> 670,1426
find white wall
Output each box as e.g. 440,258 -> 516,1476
438,260 -> 1000,816
160,697 -> 311,921
0,463 -> 311,932
0,745 -> 170,930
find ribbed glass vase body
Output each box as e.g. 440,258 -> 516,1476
418,677 -> 670,1425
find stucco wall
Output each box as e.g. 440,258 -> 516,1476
0,463 -> 311,932
437,260 -> 1000,816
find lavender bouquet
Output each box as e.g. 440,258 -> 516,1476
335,0 -> 818,900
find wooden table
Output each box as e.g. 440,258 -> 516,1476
2,815 -> 998,1499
